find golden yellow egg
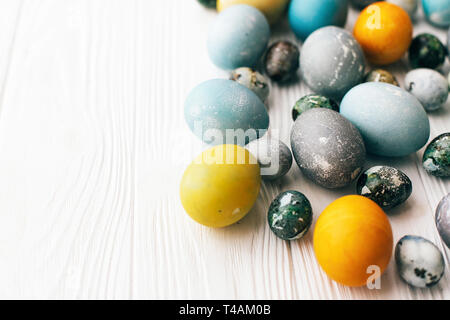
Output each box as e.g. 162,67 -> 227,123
217,0 -> 290,25
180,144 -> 261,228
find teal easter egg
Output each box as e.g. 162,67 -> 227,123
422,0 -> 450,28
184,79 -> 269,145
207,5 -> 270,70
340,82 -> 430,157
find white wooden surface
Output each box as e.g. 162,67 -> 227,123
0,0 -> 449,300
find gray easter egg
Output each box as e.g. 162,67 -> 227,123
405,69 -> 449,112
436,193 -> 450,248
230,67 -> 270,102
290,108 -> 366,188
395,235 -> 445,288
300,26 -> 366,100
387,0 -> 418,17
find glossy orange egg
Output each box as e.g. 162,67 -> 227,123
314,195 -> 393,287
353,2 -> 412,65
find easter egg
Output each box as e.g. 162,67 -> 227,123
387,0 -> 418,16
409,34 -> 447,70
197,0 -> 216,8
264,41 -> 300,83
351,0 -> 381,10
288,0 -> 349,41
246,138 -> 293,181
292,94 -> 339,121
184,79 -> 269,145
395,235 -> 445,288
291,109 -> 366,188
357,166 -> 412,210
230,67 -> 270,102
217,0 -> 290,25
354,2 -> 413,65
436,193 -> 450,248
422,0 -> 450,28
268,191 -> 313,240
180,144 -> 261,228
340,82 -> 430,157
423,133 -> 450,177
207,5 -> 270,70
314,195 -> 393,287
405,69 -> 448,112
300,27 -> 366,100
364,69 -> 399,86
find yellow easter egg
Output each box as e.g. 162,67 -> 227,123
180,144 -> 261,228
217,0 -> 290,25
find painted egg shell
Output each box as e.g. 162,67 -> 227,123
405,69 -> 449,112
409,34 -> 447,70
180,144 -> 261,228
288,0 -> 349,41
230,67 -> 270,102
268,191 -> 313,240
185,79 -> 269,145
292,94 -> 339,121
423,133 -> 450,177
422,0 -> 450,28
357,166 -> 412,210
436,193 -> 450,248
207,5 -> 270,70
264,41 -> 300,83
364,69 -> 399,86
448,27 -> 450,57
246,137 -> 293,181
290,108 -> 366,188
300,26 -> 365,100
197,0 -> 216,8
350,0 -> 379,10
217,0 -> 290,25
340,82 -> 430,157
395,235 -> 445,288
387,0 -> 418,17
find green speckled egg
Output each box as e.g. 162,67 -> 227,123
423,133 -> 450,177
292,94 -> 339,121
268,191 -> 313,240
364,69 -> 399,87
197,0 -> 216,8
409,34 -> 447,70
230,67 -> 270,102
357,166 -> 412,210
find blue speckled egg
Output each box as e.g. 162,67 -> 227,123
422,0 -> 450,28
300,27 -> 366,100
340,82 -> 430,157
395,235 -> 445,288
288,0 -> 349,41
207,5 -> 270,70
436,193 -> 450,248
184,79 -> 269,145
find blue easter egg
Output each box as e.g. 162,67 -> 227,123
422,0 -> 450,27
207,5 -> 270,70
288,0 -> 349,41
184,79 -> 269,145
340,82 -> 430,157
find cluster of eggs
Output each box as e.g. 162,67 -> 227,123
182,0 -> 450,288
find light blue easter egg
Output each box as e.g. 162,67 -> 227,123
184,79 -> 269,145
422,0 -> 450,28
207,5 -> 270,70
289,0 -> 349,41
340,82 -> 430,157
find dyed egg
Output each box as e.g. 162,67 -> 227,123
292,94 -> 339,121
357,166 -> 412,210
351,0 -> 380,10
288,0 -> 349,41
422,0 -> 450,28
340,82 -> 430,157
354,2 -> 412,65
268,191 -> 313,240
230,67 -> 270,102
395,235 -> 445,288
300,27 -> 366,100
436,193 -> 450,248
185,79 -> 269,145
180,144 -> 261,228
448,27 -> 450,57
246,138 -> 293,181
264,41 -> 300,83
405,69 -> 448,112
409,34 -> 447,70
314,195 -> 393,287
207,5 -> 270,70
197,0 -> 216,8
364,69 -> 399,86
387,0 -> 418,17
290,109 -> 366,188
423,133 -> 450,177
217,0 -> 290,25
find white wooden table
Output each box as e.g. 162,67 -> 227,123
0,0 -> 448,300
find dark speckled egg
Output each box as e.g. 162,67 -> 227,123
357,166 -> 412,210
423,133 -> 450,177
364,69 -> 399,87
197,0 -> 216,8
395,235 -> 445,288
436,193 -> 450,248
264,41 -> 300,83
351,0 -> 380,10
268,191 -> 313,240
409,34 -> 447,70
292,94 -> 339,121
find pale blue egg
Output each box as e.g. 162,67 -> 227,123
340,82 -> 430,157
207,5 -> 270,70
422,0 -> 450,28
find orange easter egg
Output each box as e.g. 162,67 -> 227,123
314,195 -> 393,287
353,2 -> 412,65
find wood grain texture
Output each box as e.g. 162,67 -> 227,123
0,0 -> 448,299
